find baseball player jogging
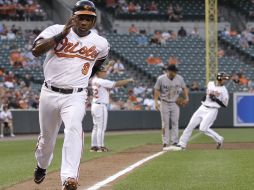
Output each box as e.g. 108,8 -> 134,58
31,1 -> 109,189
168,72 -> 230,151
154,65 -> 189,150
90,66 -> 133,152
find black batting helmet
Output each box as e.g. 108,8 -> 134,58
217,72 -> 230,80
73,0 -> 96,16
97,65 -> 107,72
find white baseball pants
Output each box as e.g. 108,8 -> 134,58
91,103 -> 108,147
179,105 -> 223,148
160,102 -> 180,145
35,86 -> 86,184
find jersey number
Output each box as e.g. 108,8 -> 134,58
82,62 -> 90,75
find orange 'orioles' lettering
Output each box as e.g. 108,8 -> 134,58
54,37 -> 99,61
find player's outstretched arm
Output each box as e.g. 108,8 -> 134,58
114,78 -> 134,87
32,16 -> 76,57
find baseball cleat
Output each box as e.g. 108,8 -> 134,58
63,178 -> 78,190
162,144 -> 168,150
164,145 -> 185,151
216,142 -> 222,149
34,165 -> 46,184
97,146 -> 109,152
216,138 -> 224,149
90,146 -> 99,152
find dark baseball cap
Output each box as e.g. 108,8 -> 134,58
166,65 -> 178,72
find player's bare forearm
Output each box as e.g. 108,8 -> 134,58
154,89 -> 160,101
114,78 -> 134,87
183,87 -> 189,100
154,89 -> 160,111
183,87 -> 189,103
32,38 -> 56,57
210,94 -> 227,107
90,59 -> 107,78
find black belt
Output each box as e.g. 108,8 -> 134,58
45,82 -> 84,94
161,99 -> 175,104
95,102 -> 108,105
203,105 -> 216,109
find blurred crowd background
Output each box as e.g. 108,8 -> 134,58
0,0 -> 254,111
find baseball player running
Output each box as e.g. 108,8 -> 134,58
31,1 -> 109,189
154,65 -> 189,150
168,72 -> 230,151
90,66 -> 133,152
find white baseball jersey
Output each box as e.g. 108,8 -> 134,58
0,110 -> 12,122
35,24 -> 110,88
34,25 -> 110,184
178,81 -> 228,148
92,76 -> 115,104
202,81 -> 229,108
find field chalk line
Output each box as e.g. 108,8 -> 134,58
85,151 -> 165,190
85,132 -> 202,190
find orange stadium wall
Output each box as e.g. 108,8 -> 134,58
10,93 -> 234,134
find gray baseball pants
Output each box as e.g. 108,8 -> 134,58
160,101 -> 180,145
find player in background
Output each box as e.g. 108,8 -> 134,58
0,104 -> 15,138
31,1 -> 109,189
168,72 -> 230,151
90,66 -> 133,152
154,65 -> 189,150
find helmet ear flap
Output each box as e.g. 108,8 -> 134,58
92,16 -> 96,27
217,74 -> 222,80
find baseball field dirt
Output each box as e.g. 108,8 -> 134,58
5,143 -> 254,190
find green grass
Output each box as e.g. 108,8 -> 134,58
0,132 -> 160,189
191,128 -> 254,144
0,128 -> 253,189
114,150 -> 254,190
113,128 -> 254,190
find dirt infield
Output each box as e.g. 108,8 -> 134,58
5,142 -> 254,190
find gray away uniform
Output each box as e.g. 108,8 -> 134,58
154,74 -> 186,145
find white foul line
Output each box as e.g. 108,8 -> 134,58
85,151 -> 165,190
85,132 -> 202,190
189,131 -> 202,141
